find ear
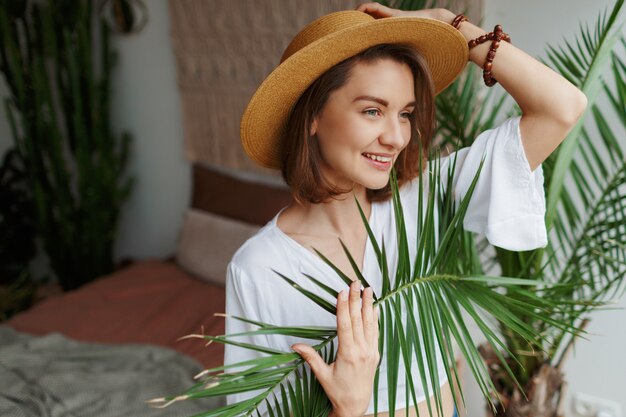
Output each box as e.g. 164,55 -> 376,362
310,118 -> 318,136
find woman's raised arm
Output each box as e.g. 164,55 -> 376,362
356,3 -> 588,171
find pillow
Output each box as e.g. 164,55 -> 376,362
191,164 -> 293,226
176,209 -> 260,286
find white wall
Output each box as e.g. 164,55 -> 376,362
460,1 -> 626,416
109,0 -> 190,261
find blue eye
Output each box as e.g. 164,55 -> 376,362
400,112 -> 412,119
364,109 -> 380,117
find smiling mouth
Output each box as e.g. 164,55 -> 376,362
362,153 -> 392,170
362,153 -> 392,163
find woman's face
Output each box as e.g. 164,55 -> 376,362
310,58 -> 416,192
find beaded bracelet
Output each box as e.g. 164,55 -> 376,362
450,14 -> 511,87
467,26 -> 511,48
467,26 -> 511,86
451,13 -> 468,29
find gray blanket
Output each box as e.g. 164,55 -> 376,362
0,326 -> 224,416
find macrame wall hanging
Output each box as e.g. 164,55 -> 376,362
168,0 -> 482,178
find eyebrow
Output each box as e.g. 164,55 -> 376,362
353,95 -> 416,108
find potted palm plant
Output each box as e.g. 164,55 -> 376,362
433,0 -> 626,414
151,1 -> 626,416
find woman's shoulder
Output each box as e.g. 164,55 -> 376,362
226,215 -> 305,299
228,214 -> 293,278
231,224 -> 276,266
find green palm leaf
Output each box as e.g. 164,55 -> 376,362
434,64 -> 513,153
542,41 -> 626,365
437,0 -> 626,392
152,154 -> 572,417
543,0 -> 624,229
386,0 -> 439,11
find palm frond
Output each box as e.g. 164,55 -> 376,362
460,1 -> 626,377
150,317 -> 335,417
543,0 -> 624,228
434,64 -> 511,152
388,0 -> 440,11
152,154 -> 574,417
541,40 -> 626,364
549,46 -> 626,274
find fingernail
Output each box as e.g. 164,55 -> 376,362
290,345 -> 300,354
339,290 -> 348,300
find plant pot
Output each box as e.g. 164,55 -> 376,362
480,344 -> 566,417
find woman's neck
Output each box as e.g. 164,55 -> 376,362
307,187 -> 370,237
280,186 -> 371,240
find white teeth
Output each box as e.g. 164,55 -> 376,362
364,153 -> 392,163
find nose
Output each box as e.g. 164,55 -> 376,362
379,116 -> 408,150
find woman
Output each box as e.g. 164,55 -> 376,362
226,3 -> 587,417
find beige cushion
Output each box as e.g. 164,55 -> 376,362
176,209 -> 260,286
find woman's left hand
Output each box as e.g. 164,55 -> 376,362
355,2 -> 450,23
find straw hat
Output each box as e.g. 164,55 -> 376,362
240,10 -> 469,170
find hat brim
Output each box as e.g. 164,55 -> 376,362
241,16 -> 469,169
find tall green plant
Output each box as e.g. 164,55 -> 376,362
433,0 -> 626,399
0,0 -> 132,290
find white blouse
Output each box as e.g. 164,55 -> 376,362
223,116 -> 547,415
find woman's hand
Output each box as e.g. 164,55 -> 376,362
291,280 -> 380,417
355,2 -> 451,24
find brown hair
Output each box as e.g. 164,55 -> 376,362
280,43 -> 436,205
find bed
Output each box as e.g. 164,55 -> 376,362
1,164 -> 293,416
